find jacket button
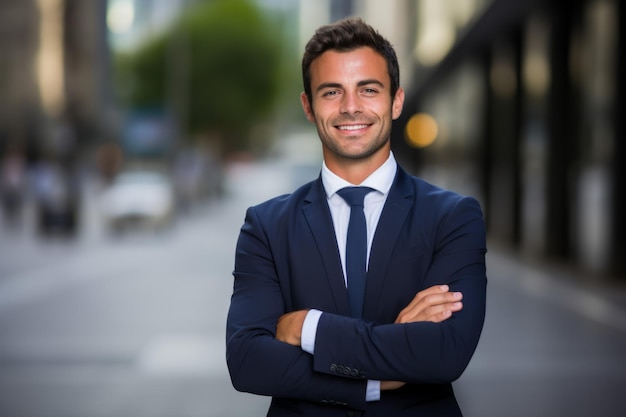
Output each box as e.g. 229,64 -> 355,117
330,364 -> 337,373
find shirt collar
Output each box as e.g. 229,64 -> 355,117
321,152 -> 397,198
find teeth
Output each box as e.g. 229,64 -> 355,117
338,125 -> 368,131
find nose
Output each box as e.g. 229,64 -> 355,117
339,90 -> 363,115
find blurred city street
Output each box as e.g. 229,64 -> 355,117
0,159 -> 625,417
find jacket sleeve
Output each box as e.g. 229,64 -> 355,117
226,205 -> 369,410
312,196 -> 487,384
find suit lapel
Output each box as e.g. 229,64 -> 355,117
302,178 -> 351,316
364,167 -> 414,317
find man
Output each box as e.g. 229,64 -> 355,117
227,17 -> 487,416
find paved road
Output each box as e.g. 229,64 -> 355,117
0,159 -> 624,416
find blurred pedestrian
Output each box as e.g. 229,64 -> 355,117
1,148 -> 26,227
96,142 -> 123,185
227,17 -> 487,416
33,157 -> 78,236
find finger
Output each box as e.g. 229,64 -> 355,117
421,291 -> 463,306
396,300 -> 463,324
396,303 -> 459,324
423,301 -> 463,323
419,284 -> 450,299
404,290 -> 462,315
404,285 -> 450,310
395,287 -> 462,323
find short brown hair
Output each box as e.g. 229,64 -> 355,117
302,17 -> 400,104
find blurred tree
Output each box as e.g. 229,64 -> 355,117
114,0 -> 294,155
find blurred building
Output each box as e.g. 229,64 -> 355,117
0,0 -> 112,234
392,0 -> 625,280
0,0 -> 112,160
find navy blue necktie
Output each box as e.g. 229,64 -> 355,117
337,186 -> 374,318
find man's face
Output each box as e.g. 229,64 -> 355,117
301,47 -> 404,165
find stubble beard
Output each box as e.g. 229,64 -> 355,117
318,122 -> 391,162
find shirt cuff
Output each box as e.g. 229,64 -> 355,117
366,380 -> 381,401
301,309 -> 323,354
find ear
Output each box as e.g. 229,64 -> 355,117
300,92 -> 315,123
392,87 -> 405,120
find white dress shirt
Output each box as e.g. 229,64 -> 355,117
301,152 -> 397,401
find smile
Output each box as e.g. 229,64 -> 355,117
337,124 -> 369,131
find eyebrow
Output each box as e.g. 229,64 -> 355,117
315,79 -> 385,93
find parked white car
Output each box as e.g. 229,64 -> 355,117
100,170 -> 175,232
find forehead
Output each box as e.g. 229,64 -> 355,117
309,47 -> 390,88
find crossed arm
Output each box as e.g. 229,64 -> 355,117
276,284 -> 464,391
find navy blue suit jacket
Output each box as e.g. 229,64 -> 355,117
226,165 -> 487,416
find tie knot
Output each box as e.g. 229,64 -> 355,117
337,186 -> 374,207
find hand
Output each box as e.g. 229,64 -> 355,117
394,285 -> 463,324
276,310 -> 308,346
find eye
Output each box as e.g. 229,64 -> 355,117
361,88 -> 378,95
322,90 -> 340,98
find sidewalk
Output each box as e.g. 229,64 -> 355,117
455,243 -> 626,417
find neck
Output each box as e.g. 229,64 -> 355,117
324,149 -> 390,185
